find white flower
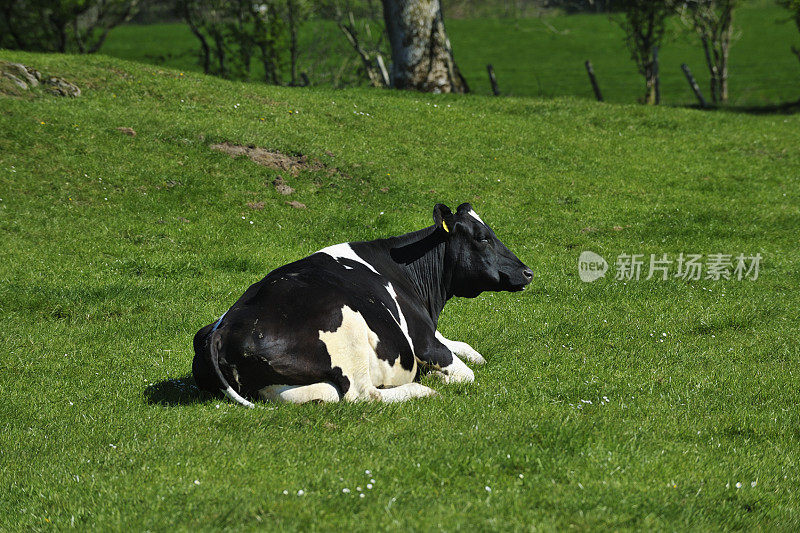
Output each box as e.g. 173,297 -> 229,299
751,481 -> 757,488
282,490 -> 288,495
194,480 -> 200,485
360,493 -> 365,498
365,470 -> 371,475
342,488 -> 350,494
297,489 -> 305,496
367,483 -> 373,489
736,482 -> 742,489
485,486 -> 491,492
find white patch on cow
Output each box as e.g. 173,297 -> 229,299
370,352 -> 414,388
384,282 -> 415,356
211,311 -> 227,332
318,243 -> 379,274
223,385 -> 255,408
468,209 -> 486,225
435,330 -> 486,365
258,382 -> 340,403
319,305 -> 418,399
319,305 -> 381,401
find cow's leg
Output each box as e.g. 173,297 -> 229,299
258,382 -> 340,403
435,331 -> 486,365
377,383 -> 437,402
417,338 -> 475,384
428,354 -> 475,384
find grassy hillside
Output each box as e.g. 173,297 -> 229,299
1,50 -> 799,530
99,5 -> 800,105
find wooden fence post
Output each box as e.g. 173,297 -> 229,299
487,64 -> 500,96
585,60 -> 603,102
681,63 -> 708,108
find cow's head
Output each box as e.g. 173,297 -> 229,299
434,203 -> 532,298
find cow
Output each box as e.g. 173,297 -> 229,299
192,203 -> 532,406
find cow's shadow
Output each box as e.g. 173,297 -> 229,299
144,373 -> 217,406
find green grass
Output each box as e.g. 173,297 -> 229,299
100,4 -> 800,105
1,50 -> 800,530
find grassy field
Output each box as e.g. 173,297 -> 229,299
1,50 -> 800,530
99,4 -> 800,105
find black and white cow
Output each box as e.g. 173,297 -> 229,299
192,203 -> 531,406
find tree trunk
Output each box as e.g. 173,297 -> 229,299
211,28 -> 226,76
180,2 -> 211,74
288,0 -> 298,86
644,61 -> 657,104
701,36 -> 718,103
380,0 -> 468,93
718,4 -> 734,103
719,44 -> 729,103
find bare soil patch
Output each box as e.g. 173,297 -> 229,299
210,142 -> 326,176
272,176 -> 295,195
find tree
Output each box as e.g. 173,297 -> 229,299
777,0 -> 800,64
677,0 -> 740,103
0,0 -> 138,53
335,9 -> 389,87
614,0 -> 672,104
380,0 -> 468,93
177,0 -> 289,83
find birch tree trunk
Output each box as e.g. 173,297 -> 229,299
380,0 -> 468,93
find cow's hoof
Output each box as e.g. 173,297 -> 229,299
410,383 -> 438,398
451,342 -> 486,365
463,350 -> 486,365
432,368 -> 475,384
451,367 -> 475,383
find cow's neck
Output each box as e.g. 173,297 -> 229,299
385,225 -> 450,323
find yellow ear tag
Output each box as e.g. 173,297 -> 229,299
442,221 -> 450,233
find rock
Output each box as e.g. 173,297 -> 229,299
2,72 -> 28,90
116,127 -> 136,136
45,77 -> 81,97
0,62 -> 79,97
1,62 -> 39,87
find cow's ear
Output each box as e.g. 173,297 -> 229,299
433,203 -> 455,234
456,203 -> 473,215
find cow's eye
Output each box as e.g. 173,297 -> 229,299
478,237 -> 490,244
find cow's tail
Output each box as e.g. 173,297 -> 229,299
209,330 -> 255,408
